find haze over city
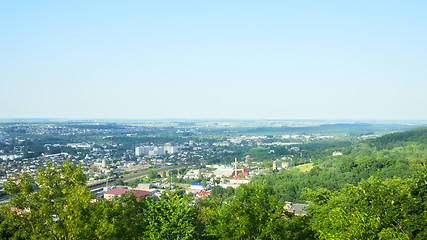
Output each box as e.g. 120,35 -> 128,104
1,1 -> 426,120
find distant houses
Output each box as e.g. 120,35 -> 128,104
67,143 -> 91,149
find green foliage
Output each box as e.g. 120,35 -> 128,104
201,184 -> 314,239
306,171 -> 427,240
94,193 -> 199,240
1,161 -> 95,239
169,169 -> 178,176
0,162 -> 201,240
93,194 -> 149,239
209,185 -> 235,201
148,170 -> 159,180
251,127 -> 427,202
143,196 -> 199,239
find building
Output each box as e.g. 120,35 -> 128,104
149,147 -> 165,156
214,166 -> 234,178
137,183 -> 152,190
190,182 -> 204,191
0,154 -> 23,160
284,202 -> 308,216
332,151 -> 343,156
67,143 -> 91,149
220,178 -> 250,189
164,145 -> 178,154
282,162 -> 289,169
135,146 -> 154,156
103,187 -> 152,200
234,158 -> 238,177
135,147 -> 143,156
184,169 -> 206,179
196,191 -> 210,199
135,145 -> 181,157
229,178 -> 250,185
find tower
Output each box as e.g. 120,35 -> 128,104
273,160 -> 277,171
234,158 -> 238,177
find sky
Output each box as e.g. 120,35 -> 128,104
1,1 -> 426,120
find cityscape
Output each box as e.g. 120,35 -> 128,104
0,119 -> 426,239
1,0 -> 426,239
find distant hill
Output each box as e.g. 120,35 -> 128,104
241,122 -> 422,135
366,127 -> 427,150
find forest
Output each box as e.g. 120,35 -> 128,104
0,127 -> 426,239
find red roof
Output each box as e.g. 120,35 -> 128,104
104,187 -> 152,198
197,191 -> 210,198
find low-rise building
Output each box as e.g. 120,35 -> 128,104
137,183 -> 152,190
103,187 -> 152,200
282,162 -> 289,169
332,151 -> 343,156
214,166 -> 234,177
284,202 -> 308,216
190,182 -> 204,191
220,178 -> 250,189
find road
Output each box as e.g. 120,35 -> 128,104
87,165 -> 186,190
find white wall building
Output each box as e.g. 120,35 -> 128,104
190,182 -> 204,191
332,151 -> 343,156
136,145 -> 182,156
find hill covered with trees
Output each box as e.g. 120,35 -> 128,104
251,127 -> 427,203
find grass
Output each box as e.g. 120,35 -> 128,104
294,163 -> 314,172
174,183 -> 191,188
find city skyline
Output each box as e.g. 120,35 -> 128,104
1,1 -> 426,120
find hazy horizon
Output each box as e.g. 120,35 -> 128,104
0,118 -> 426,123
1,1 -> 426,119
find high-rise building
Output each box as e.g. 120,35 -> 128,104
136,145 -> 181,156
135,147 -> 142,156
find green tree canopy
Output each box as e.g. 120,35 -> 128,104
305,170 -> 427,240
1,160 -> 95,239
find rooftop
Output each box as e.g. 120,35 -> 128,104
104,187 -> 152,198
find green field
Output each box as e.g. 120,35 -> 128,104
294,163 -> 314,172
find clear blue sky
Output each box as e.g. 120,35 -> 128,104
1,1 -> 426,119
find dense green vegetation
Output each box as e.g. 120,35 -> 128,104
1,128 -> 426,239
251,127 -> 427,203
305,172 -> 427,239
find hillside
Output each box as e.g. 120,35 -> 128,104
251,127 -> 427,202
